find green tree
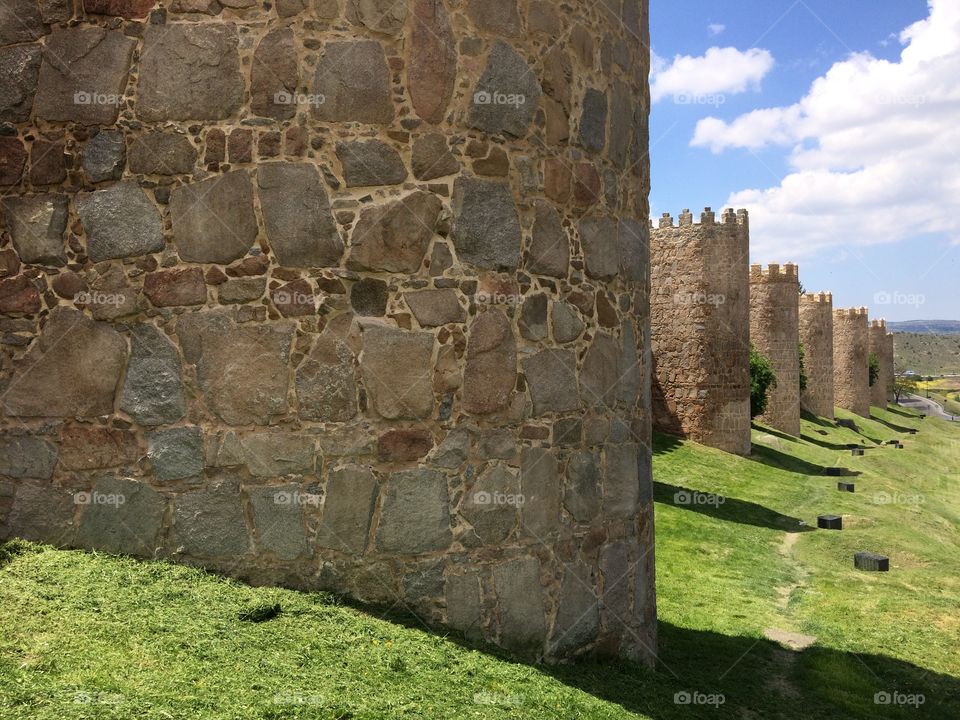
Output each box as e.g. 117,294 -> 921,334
750,345 -> 778,418
798,343 -> 808,393
893,368 -> 919,403
868,352 -> 880,387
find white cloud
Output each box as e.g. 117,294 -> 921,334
651,47 -> 775,104
692,0 -> 960,260
708,23 -> 726,37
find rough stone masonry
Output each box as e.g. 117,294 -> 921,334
0,0 -> 656,662
799,292 -> 834,420
650,208 -> 751,455
833,307 -> 870,418
868,319 -> 893,408
750,263 -> 801,437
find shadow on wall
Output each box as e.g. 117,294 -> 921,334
544,621 -> 960,720
653,482 -> 813,533
650,361 -> 686,442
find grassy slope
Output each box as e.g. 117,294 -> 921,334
1,407 -> 958,719
894,332 -> 960,375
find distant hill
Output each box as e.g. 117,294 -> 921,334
887,320 -> 960,334
894,332 -> 960,376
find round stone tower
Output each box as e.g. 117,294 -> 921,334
750,263 -> 801,436
833,308 -> 870,417
0,0 -> 655,662
650,207 -> 751,455
869,319 -> 893,409
799,292 -> 834,419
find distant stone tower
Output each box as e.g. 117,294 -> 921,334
869,320 -> 893,408
750,263 -> 801,436
833,308 -> 870,417
885,331 -> 896,402
650,208 -> 751,455
799,292 -> 834,419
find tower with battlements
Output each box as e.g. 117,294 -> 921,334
834,308 -> 870,417
650,208 -> 751,455
799,292 -> 834,419
750,263 -> 801,436
869,319 -> 894,408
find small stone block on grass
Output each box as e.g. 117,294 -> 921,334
854,551 -> 889,572
837,482 -> 855,493
851,448 -> 864,457
817,514 -> 842,530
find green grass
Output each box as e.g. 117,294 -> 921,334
894,332 -> 960,375
1,407 -> 958,719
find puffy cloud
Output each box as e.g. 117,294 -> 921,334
692,0 -> 960,259
651,47 -> 774,104
708,23 -> 726,37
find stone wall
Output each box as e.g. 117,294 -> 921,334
650,208 -> 750,455
833,308 -> 870,417
749,263 -> 800,436
884,331 -> 895,402
869,319 -> 893,408
799,292 -> 834,420
0,0 -> 655,662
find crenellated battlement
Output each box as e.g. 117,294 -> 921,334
835,307 -> 869,320
870,319 -> 887,329
657,207 -> 748,229
802,292 -> 833,305
750,262 -> 799,283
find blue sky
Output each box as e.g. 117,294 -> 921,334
649,0 -> 958,321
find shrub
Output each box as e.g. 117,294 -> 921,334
750,345 -> 778,418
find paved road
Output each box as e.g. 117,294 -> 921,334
899,393 -> 958,421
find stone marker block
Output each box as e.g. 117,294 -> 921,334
851,448 -> 864,457
817,514 -> 842,530
854,552 -> 889,572
837,482 -> 855,493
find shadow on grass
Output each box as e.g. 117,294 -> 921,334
870,414 -> 916,434
652,432 -> 685,457
0,538 -> 38,569
654,482 -> 813,533
747,444 -> 862,478
545,622 -> 960,720
751,423 -> 802,444
800,433 -> 870,453
886,404 -> 919,418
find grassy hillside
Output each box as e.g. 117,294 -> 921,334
1,407 -> 958,719
893,332 -> 960,375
